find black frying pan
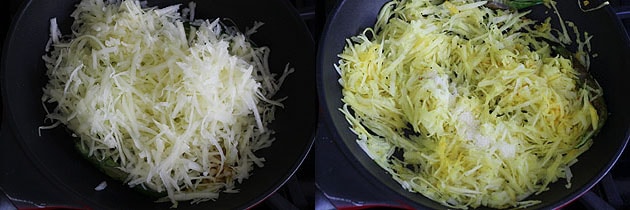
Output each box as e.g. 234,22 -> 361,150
317,0 -> 630,209
0,0 -> 317,209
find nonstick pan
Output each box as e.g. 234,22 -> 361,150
317,0 -> 630,209
0,0 -> 317,209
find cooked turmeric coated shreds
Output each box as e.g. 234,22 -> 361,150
336,0 -> 605,209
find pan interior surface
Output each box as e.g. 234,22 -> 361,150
317,0 -> 630,209
1,0 -> 317,209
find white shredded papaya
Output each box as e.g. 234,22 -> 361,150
41,0 -> 291,207
337,0 -> 604,209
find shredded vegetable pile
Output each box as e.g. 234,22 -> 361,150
41,0 -> 292,206
337,0 -> 605,209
